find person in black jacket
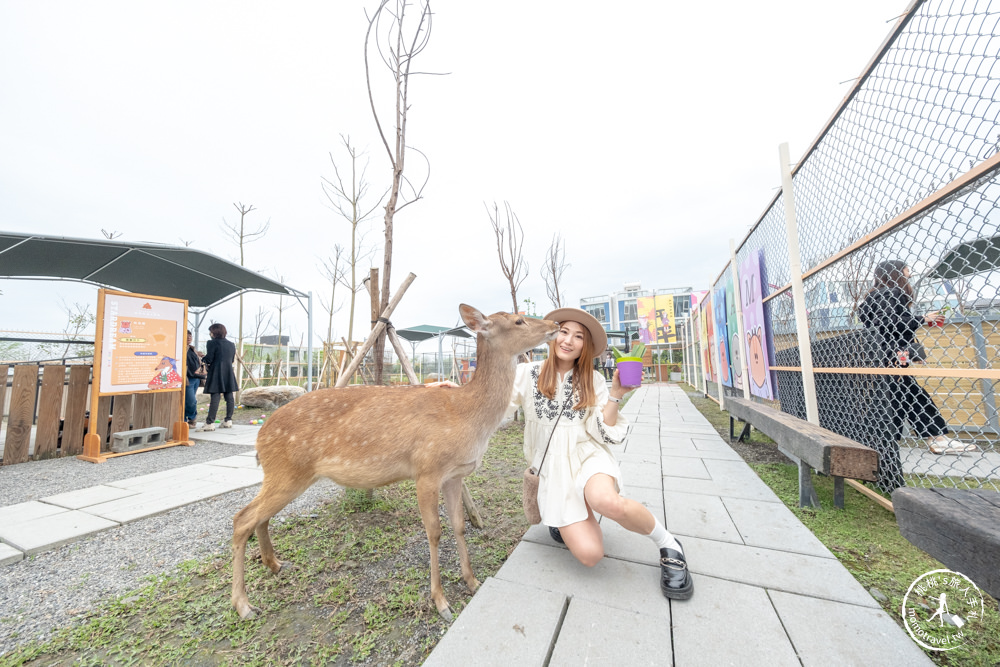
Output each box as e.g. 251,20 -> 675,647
184,330 -> 205,427
858,261 -> 975,463
200,323 -> 239,431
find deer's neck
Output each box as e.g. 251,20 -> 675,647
463,339 -> 517,428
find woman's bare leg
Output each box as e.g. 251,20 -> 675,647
584,473 -> 655,535
557,507 -> 605,567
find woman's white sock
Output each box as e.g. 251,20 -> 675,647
648,518 -> 682,552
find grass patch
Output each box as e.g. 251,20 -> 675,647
2,422 -> 531,666
686,392 -> 776,446
687,390 -> 1000,666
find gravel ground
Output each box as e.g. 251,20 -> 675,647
0,445 -> 342,657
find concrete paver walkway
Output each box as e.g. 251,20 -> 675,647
425,384 -> 932,666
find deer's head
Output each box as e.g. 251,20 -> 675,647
459,305 -> 558,360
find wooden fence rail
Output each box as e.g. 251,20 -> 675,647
0,364 -> 178,466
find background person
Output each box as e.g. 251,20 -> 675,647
508,307 -> 693,600
184,329 -> 205,428
200,323 -> 238,431
858,260 -> 976,471
602,351 -> 615,381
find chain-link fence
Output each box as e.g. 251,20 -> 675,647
0,330 -> 95,364
692,0 -> 1000,495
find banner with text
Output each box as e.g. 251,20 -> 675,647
98,290 -> 187,395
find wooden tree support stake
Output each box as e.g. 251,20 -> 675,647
335,272 -> 416,388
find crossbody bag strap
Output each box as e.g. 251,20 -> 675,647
536,379 -> 575,473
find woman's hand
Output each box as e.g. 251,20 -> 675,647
923,311 -> 943,326
425,380 -> 460,389
610,368 -> 635,399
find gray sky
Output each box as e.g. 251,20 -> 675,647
1,0 -> 907,351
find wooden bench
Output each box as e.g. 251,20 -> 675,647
892,487 -> 1000,600
725,396 -> 879,509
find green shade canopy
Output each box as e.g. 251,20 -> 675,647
394,325 -> 473,343
927,234 -> 1000,280
0,231 -> 300,309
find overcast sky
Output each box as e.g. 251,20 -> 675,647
1,0 -> 908,352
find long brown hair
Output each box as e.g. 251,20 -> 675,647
538,323 -> 598,410
871,260 -> 914,303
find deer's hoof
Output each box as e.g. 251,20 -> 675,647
266,560 -> 290,575
466,577 -> 481,593
235,600 -> 259,620
438,605 -> 453,623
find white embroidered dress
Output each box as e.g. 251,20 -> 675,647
508,361 -> 630,527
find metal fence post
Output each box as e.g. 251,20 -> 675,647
730,239 -> 752,401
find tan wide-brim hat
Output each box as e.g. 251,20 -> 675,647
544,308 -> 608,358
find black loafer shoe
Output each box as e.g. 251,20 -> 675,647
659,541 -> 694,600
549,526 -> 564,544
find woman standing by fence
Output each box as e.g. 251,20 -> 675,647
859,261 -> 977,488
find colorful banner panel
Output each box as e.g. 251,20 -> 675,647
636,295 -> 677,344
725,273 -> 743,390
98,291 -> 186,394
739,249 -> 776,400
713,284 -> 733,388
701,294 -> 716,383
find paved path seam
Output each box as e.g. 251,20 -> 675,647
0,434 -> 260,566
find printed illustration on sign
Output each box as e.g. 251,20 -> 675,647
110,318 -> 180,387
702,294 -> 716,383
713,285 -> 732,387
148,355 -> 183,389
636,295 -> 677,345
98,291 -> 186,395
725,273 -> 743,390
739,249 -> 776,400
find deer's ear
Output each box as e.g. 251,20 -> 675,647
459,304 -> 491,334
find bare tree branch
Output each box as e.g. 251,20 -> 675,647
486,201 -> 528,313
364,0 -> 438,383
541,232 -> 570,309
220,202 -> 270,388
322,136 -> 386,346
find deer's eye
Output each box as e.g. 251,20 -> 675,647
515,317 -> 525,325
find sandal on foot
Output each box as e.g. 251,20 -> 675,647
660,541 -> 694,600
931,438 -> 974,455
549,526 -> 564,544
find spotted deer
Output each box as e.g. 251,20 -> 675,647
231,305 -> 559,620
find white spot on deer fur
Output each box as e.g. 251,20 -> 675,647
289,435 -> 296,443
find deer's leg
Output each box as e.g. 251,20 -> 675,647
256,519 -> 282,574
442,476 -> 479,594
231,480 -> 306,620
415,475 -> 452,621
